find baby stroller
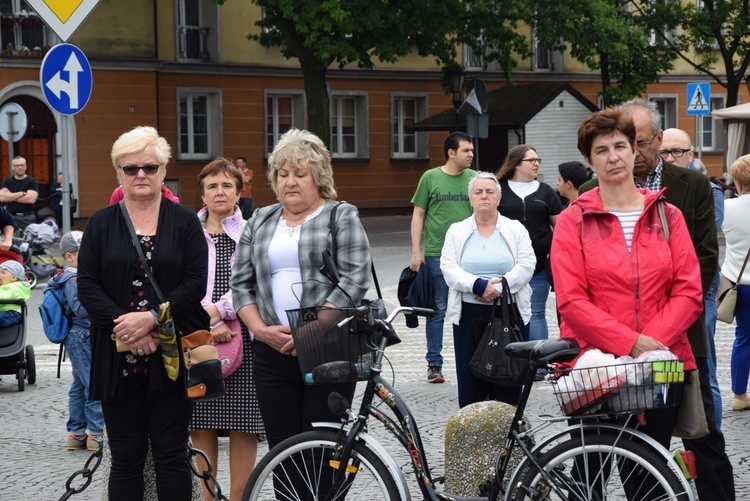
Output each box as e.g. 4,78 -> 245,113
12,220 -> 62,289
0,250 -> 35,391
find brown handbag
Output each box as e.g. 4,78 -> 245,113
181,330 -> 225,401
717,247 -> 750,324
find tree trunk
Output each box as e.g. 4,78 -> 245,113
299,52 -> 331,148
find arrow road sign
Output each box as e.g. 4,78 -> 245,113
40,44 -> 93,116
687,83 -> 711,116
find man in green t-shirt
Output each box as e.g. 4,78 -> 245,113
410,131 -> 476,383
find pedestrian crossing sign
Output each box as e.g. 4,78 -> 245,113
686,83 -> 711,116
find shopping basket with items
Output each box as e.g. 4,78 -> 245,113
552,349 -> 684,416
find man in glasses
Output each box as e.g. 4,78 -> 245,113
660,128 -> 695,170
581,100 -> 732,501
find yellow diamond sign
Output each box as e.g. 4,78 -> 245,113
26,0 -> 100,42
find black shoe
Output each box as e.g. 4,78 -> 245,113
427,366 -> 445,383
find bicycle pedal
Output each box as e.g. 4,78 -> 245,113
673,450 -> 697,480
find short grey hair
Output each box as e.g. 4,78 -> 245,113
267,129 -> 337,200
620,98 -> 662,135
468,171 -> 502,194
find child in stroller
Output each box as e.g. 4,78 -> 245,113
0,250 -> 34,391
11,219 -> 62,289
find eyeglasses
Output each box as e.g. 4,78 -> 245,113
635,134 -> 658,149
522,158 -> 542,164
658,148 -> 693,159
121,164 -> 160,176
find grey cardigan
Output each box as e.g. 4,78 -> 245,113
231,199 -> 371,326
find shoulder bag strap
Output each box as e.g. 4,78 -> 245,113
657,199 -> 669,243
329,201 -> 383,299
119,200 -> 166,304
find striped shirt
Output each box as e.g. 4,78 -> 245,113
610,208 -> 644,253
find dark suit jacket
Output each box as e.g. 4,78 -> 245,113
579,161 -> 718,358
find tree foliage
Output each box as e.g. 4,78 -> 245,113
216,0 -> 533,145
217,0 -> 461,144
670,0 -> 750,106
530,0 -> 679,106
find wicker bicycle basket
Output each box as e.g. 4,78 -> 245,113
287,306 -> 376,385
552,360 -> 684,416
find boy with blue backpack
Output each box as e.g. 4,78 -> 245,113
44,231 -> 104,451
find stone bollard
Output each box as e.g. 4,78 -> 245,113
100,437 -> 205,500
444,400 -> 530,497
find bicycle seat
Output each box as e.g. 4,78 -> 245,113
505,338 -> 580,365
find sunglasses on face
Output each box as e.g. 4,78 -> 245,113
121,164 -> 160,176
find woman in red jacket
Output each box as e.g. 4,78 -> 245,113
551,107 -> 703,450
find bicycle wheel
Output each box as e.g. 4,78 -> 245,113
243,430 -> 400,500
511,435 -> 689,501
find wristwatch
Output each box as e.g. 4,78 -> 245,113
21,191 -> 26,197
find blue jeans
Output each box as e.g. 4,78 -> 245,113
425,256 -> 448,368
705,271 -> 722,429
731,284 -> 750,395
239,198 -> 252,219
65,329 -> 104,435
527,271 -> 550,342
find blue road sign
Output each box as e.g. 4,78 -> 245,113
39,44 -> 93,116
686,83 -> 711,116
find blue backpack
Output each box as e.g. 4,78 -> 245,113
40,275 -> 75,344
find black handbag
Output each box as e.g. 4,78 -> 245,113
469,278 -> 526,386
119,201 -> 225,401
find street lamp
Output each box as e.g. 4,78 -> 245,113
447,67 -> 466,130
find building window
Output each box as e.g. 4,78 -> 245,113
700,96 -> 724,151
265,91 -> 305,154
177,88 -> 222,160
649,95 -> 677,131
176,0 -> 218,61
330,93 -> 368,158
391,94 -> 428,158
1,0 -> 48,53
464,42 -> 484,70
533,31 -> 553,70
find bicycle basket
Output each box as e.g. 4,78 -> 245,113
552,360 -> 683,416
287,306 -> 376,385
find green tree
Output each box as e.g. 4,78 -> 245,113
669,0 -> 750,107
217,0 -> 463,146
531,0 -> 679,106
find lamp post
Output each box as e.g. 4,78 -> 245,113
447,67 -> 466,131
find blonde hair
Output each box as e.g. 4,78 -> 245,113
730,154 -> 750,191
267,129 -> 337,200
111,126 -> 171,171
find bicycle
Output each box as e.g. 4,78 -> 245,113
242,303 -> 695,500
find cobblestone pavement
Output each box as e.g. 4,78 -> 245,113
1,215 -> 748,499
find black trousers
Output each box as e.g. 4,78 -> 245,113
683,357 -> 735,500
101,375 -> 193,501
252,340 -> 356,449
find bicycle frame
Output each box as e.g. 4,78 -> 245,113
314,308 -> 694,501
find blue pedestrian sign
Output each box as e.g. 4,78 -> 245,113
39,44 -> 93,116
686,83 -> 711,116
